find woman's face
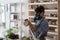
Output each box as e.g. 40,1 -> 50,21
39,12 -> 44,18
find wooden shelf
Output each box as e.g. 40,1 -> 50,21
28,9 -> 58,12
45,17 -> 58,20
48,32 -> 58,35
49,25 -> 58,28
29,2 -> 58,5
29,16 -> 34,18
29,16 -> 58,20
45,10 -> 58,12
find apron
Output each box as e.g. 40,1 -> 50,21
30,30 -> 42,40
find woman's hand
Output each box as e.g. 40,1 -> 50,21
24,19 -> 36,32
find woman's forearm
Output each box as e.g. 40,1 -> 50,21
24,19 -> 36,32
28,22 -> 36,32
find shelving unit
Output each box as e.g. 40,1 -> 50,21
28,9 -> 58,12
58,0 -> 60,40
48,32 -> 58,35
28,2 -> 58,5
28,0 -> 58,40
10,3 -> 19,31
8,2 -> 29,40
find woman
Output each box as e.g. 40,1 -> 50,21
24,5 -> 49,40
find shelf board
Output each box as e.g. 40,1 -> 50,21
31,22 -> 58,28
29,2 -> 58,5
48,32 -> 58,35
29,16 -> 58,20
45,10 -> 58,12
49,25 -> 58,28
29,16 -> 34,18
45,17 -> 58,20
28,9 -> 58,12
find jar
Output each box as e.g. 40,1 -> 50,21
38,0 -> 40,2
55,28 -> 58,32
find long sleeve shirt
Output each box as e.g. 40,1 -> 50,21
33,19 -> 49,38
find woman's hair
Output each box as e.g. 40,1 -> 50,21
34,5 -> 45,22
35,5 -> 45,13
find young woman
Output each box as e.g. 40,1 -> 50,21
24,5 -> 49,40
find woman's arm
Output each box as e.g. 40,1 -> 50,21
24,19 -> 36,32
28,21 -> 36,32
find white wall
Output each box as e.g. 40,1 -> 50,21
19,0 -> 29,37
0,0 -> 21,4
0,0 -> 29,38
